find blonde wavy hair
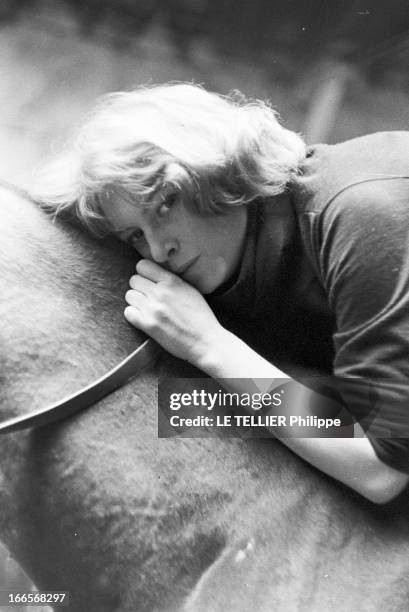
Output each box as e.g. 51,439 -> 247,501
33,82 -> 306,235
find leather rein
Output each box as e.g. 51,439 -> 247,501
0,338 -> 160,434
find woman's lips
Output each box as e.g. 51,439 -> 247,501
176,255 -> 200,276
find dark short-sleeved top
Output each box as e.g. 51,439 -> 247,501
208,131 -> 409,473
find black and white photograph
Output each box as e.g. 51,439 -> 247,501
1,1 -> 409,610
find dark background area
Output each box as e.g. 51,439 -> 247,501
1,0 -> 409,189
1,0 -> 409,186
2,0 -> 409,85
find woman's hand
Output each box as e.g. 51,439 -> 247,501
124,259 -> 225,366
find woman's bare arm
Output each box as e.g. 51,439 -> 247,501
198,328 -> 409,504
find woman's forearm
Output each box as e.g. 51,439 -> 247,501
198,328 -> 409,503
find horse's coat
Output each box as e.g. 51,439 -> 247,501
1,186 -> 409,611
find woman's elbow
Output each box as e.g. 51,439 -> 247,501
361,468 -> 409,505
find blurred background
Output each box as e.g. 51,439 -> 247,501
0,0 -> 408,607
1,0 -> 409,187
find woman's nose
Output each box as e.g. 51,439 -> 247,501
148,236 -> 178,264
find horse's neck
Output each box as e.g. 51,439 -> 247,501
0,186 -> 141,536
0,187 -> 139,415
0,186 -> 147,565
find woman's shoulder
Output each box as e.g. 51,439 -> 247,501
292,131 -> 409,216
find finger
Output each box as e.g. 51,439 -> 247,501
124,305 -> 146,331
136,259 -> 174,283
129,274 -> 154,293
125,289 -> 148,308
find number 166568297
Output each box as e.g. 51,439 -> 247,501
0,591 -> 68,606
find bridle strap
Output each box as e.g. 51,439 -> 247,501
0,338 -> 160,434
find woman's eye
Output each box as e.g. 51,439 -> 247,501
159,193 -> 177,215
130,229 -> 144,246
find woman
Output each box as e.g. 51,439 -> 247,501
34,83 -> 409,503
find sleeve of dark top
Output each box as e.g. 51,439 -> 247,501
318,177 -> 409,474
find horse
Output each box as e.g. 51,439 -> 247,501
1,183 -> 409,612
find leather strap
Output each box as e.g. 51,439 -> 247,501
0,338 -> 160,434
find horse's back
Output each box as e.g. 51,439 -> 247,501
1,185 -> 409,612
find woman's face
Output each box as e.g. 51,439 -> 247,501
99,184 -> 248,295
